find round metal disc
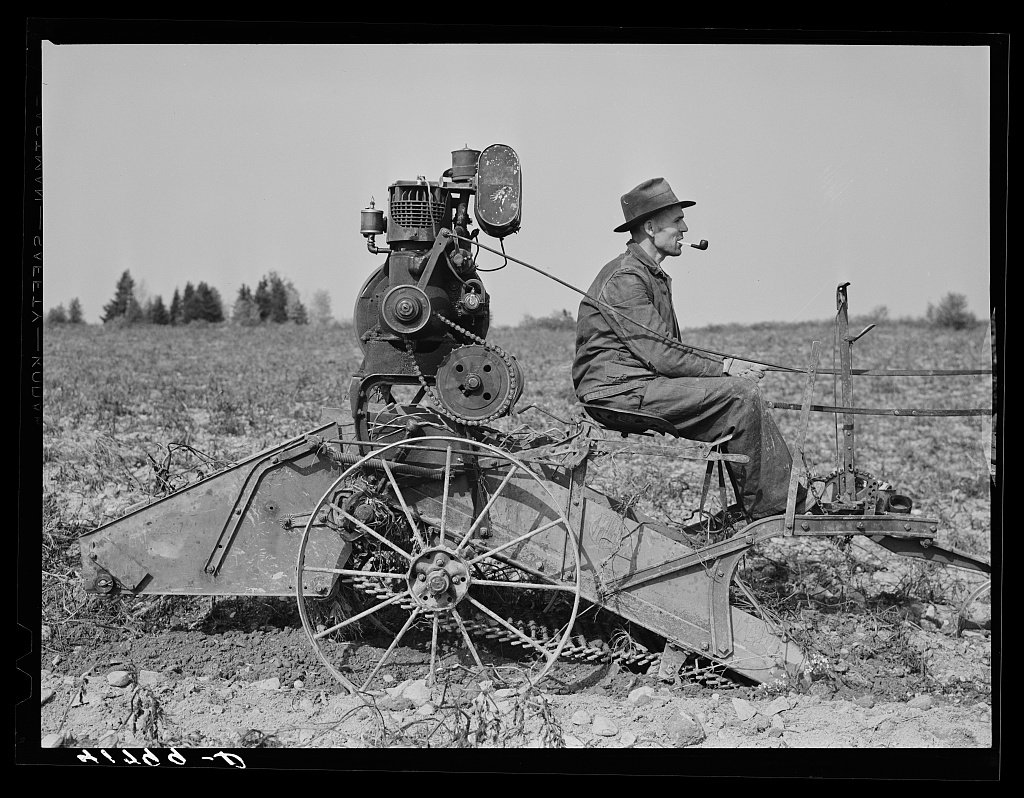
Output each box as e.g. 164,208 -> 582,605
434,345 -> 513,421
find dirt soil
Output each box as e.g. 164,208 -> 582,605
39,592 -> 995,759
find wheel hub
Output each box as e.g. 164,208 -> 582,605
409,547 -> 471,610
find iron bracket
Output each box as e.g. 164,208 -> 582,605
657,641 -> 689,682
414,228 -> 454,289
203,435 -> 327,577
708,550 -> 744,658
561,442 -> 590,581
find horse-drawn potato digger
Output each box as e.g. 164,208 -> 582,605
78,145 -> 994,696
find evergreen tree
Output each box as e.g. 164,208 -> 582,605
101,270 -> 138,323
232,285 -> 260,325
148,295 -> 170,325
285,284 -> 308,324
126,295 -> 145,324
254,277 -> 272,322
67,298 -> 84,324
181,282 -> 199,324
195,282 -> 224,322
270,278 -> 289,323
169,289 -> 182,325
253,272 -> 290,323
46,304 -> 67,324
246,273 -> 310,324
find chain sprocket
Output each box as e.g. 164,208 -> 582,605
403,313 -> 521,427
435,344 -> 520,422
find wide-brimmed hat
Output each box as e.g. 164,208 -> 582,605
613,177 -> 695,233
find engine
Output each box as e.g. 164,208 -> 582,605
350,145 -> 525,441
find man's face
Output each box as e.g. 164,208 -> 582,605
647,206 -> 689,258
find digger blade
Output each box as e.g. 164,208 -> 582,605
78,423 -> 351,598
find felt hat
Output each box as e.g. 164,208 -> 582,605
613,177 -> 695,233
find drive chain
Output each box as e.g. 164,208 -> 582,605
341,573 -> 739,688
403,312 -> 519,427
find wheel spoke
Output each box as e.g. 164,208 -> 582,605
330,502 -> 414,562
465,542 -> 576,585
313,589 -> 411,640
360,608 -> 421,690
466,517 -> 566,566
455,465 -> 519,552
471,578 -> 577,593
440,444 -> 453,548
466,596 -> 554,663
379,456 -> 428,552
451,609 -> 484,668
428,612 -> 440,686
302,566 -> 405,580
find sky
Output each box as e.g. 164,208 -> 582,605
40,40 -> 997,328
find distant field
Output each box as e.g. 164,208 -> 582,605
43,319 -> 993,559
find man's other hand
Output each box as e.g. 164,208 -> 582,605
723,357 -> 766,382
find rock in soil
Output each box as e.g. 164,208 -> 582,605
907,695 -> 934,710
400,679 -> 431,707
592,716 -> 618,737
731,697 -> 757,721
380,695 -> 415,712
106,670 -> 132,688
667,711 -> 706,747
765,696 -> 791,716
628,686 -> 656,705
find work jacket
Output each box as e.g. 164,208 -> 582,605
573,242 -> 725,402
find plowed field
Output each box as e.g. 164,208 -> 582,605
35,320 -> 997,772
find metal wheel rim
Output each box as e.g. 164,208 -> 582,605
296,435 -> 582,694
956,579 -> 992,637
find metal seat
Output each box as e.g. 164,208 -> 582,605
579,403 -> 680,438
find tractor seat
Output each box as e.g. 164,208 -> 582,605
579,403 -> 680,438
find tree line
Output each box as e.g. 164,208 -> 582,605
46,269 -> 336,326
45,298 -> 84,325
96,270 -> 227,325
48,272 -> 978,332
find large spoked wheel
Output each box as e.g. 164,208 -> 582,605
296,435 -> 582,695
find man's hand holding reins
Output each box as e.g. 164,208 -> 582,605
723,357 -> 766,382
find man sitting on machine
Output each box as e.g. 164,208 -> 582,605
573,177 -> 812,523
